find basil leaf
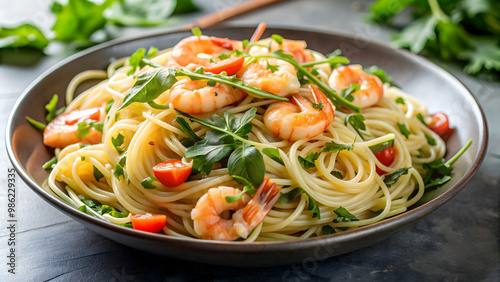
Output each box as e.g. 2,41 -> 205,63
298,152 -> 320,169
383,167 -> 411,187
262,148 -> 284,165
141,176 -> 158,189
333,206 -> 358,226
93,166 -> 105,181
0,23 -> 49,50
114,163 -> 124,180
397,123 -> 411,139
227,143 -> 265,188
119,68 -> 177,110
320,140 -> 354,153
278,187 -> 320,219
127,48 -> 146,75
369,139 -> 394,154
330,171 -> 343,179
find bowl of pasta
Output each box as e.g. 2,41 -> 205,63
6,25 -> 487,266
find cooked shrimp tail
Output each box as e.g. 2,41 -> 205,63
239,177 -> 280,231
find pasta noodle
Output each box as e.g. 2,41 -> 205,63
44,32 -> 447,242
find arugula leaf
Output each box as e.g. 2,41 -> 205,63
369,139 -> 394,154
176,117 -> 201,142
0,23 -> 49,50
43,156 -> 57,170
397,123 -> 411,139
344,114 -> 369,140
422,140 -> 472,189
266,61 -> 280,73
333,206 -> 358,230
141,176 -> 158,189
262,148 -> 284,165
278,187 -> 321,219
93,166 -> 105,181
320,140 -> 355,154
76,120 -> 103,140
225,175 -> 256,203
112,133 -> 127,154
322,225 -> 336,235
119,68 -> 177,110
78,196 -> 129,218
341,83 -> 361,102
25,116 -> 46,131
184,140 -> 234,175
298,152 -> 320,169
228,143 -> 265,188
383,167 -> 410,187
364,65 -> 394,85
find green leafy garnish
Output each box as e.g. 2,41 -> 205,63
426,134 -> 436,146
191,27 -> 202,36
93,166 -> 105,181
395,97 -> 405,105
320,139 -> 355,153
266,61 -> 280,73
278,187 -> 321,219
333,206 -> 358,230
262,148 -> 284,166
330,171 -> 344,179
25,117 -> 46,131
298,152 -> 320,169
369,139 -> 394,154
300,50 -> 350,68
78,196 -> 129,218
43,156 -> 57,170
0,23 -> 49,50
344,114 -> 369,140
271,34 -> 283,44
416,113 -> 427,125
312,101 -> 323,110
322,225 -> 336,235
397,123 -> 411,139
181,108 -> 265,187
114,163 -> 124,180
105,99 -> 114,114
225,175 -> 256,203
383,167 -> 411,187
141,176 -> 157,189
112,133 -> 127,154
341,83 -> 361,102
45,94 -> 65,123
364,65 -> 394,85
76,120 -> 103,140
422,140 -> 472,189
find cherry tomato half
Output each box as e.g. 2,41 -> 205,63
375,146 -> 395,175
204,57 -> 245,76
131,214 -> 166,233
428,112 -> 454,141
152,160 -> 192,187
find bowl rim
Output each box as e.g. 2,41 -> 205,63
5,24 -> 489,253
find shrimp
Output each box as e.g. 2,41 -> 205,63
264,84 -> 334,141
43,107 -> 102,148
167,35 -> 242,69
168,78 -> 247,114
248,38 -> 315,64
328,65 -> 383,108
237,58 -> 300,97
191,177 -> 280,241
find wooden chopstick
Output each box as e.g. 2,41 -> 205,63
180,0 -> 285,30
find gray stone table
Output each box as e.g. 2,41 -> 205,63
0,0 -> 498,280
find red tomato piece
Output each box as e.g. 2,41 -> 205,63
204,57 -> 245,76
153,160 -> 192,187
43,107 -> 102,148
131,214 -> 167,233
210,37 -> 235,50
428,112 -> 454,141
375,146 -> 395,175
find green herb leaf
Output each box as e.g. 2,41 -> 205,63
300,50 -> 350,68
191,27 -> 202,36
312,101 -> 323,110
25,116 -> 46,131
369,0 -> 415,24
43,156 -> 57,170
364,65 -> 394,85
76,120 -> 103,140
298,152 -> 320,169
141,176 -> 157,189
369,139 -> 394,154
225,175 -> 256,203
383,167 -> 410,187
112,133 -> 127,154
271,34 -> 283,44
262,148 -> 284,165
341,83 -> 361,102
395,97 -> 405,105
114,163 -> 124,180
320,140 -> 355,154
176,117 -> 201,142
416,113 -> 427,125
391,15 -> 438,54
93,166 -> 104,181
330,171 -> 343,179
333,206 -> 358,225
278,187 -> 320,219
322,225 -> 336,235
127,48 -> 146,75
397,123 -> 411,139
0,23 -> 49,50
426,134 -> 436,146
266,61 -> 280,73
119,68 -> 177,110
458,38 -> 500,74
344,114 -> 369,140
227,143 -> 265,188
105,99 -> 114,114
45,95 -> 60,123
